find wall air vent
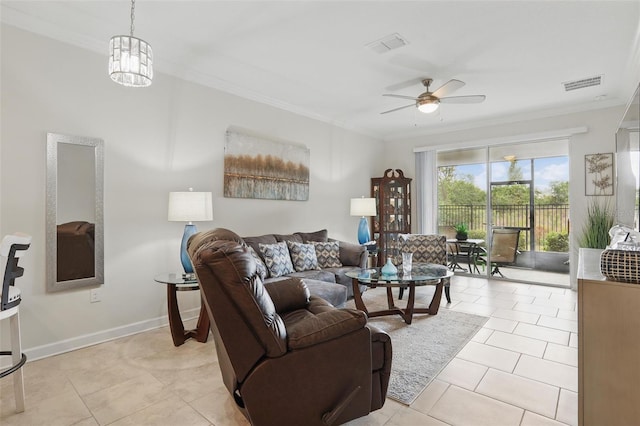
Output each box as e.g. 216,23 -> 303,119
366,33 -> 409,54
562,75 -> 603,92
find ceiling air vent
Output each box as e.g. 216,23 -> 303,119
366,33 -> 409,54
562,75 -> 603,92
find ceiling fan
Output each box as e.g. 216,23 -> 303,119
381,78 -> 486,115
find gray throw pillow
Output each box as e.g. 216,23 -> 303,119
286,241 -> 320,272
259,242 -> 294,278
310,241 -> 342,268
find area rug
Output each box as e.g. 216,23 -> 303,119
369,309 -> 488,405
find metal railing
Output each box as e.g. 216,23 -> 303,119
439,203 -> 570,252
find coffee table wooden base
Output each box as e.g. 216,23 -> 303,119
351,278 -> 444,325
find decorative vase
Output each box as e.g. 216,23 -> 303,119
456,232 -> 468,241
402,252 -> 413,275
381,256 -> 398,276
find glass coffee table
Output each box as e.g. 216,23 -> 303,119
346,264 -> 453,324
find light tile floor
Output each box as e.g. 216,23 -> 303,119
0,275 -> 577,425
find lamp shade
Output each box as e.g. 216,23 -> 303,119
168,191 -> 213,222
350,197 -> 376,217
109,35 -> 153,87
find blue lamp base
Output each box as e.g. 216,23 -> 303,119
180,223 -> 197,274
357,216 -> 370,244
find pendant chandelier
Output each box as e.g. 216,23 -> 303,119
108,0 -> 153,87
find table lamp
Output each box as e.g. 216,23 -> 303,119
168,188 -> 213,277
350,197 -> 377,244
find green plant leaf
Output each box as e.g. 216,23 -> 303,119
579,199 -> 614,249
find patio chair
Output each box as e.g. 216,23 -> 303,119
486,228 -> 521,277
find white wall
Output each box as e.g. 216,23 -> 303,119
383,106 -> 626,288
0,24 -> 384,358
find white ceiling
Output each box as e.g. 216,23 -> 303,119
2,1 -> 639,140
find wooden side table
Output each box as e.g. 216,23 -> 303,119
154,273 -> 210,346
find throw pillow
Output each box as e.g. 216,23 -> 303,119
259,242 -> 294,278
286,241 -> 320,272
247,246 -> 269,280
310,241 -> 342,268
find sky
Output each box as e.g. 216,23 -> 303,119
452,156 -> 569,193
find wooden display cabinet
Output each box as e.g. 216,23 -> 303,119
371,169 -> 412,266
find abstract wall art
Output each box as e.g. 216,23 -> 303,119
224,128 -> 310,201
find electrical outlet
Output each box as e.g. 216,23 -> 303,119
90,288 -> 101,303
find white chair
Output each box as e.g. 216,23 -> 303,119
0,233 -> 31,413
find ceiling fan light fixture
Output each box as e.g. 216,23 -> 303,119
417,99 -> 439,114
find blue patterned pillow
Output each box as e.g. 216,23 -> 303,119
259,242 -> 294,278
247,246 -> 268,279
310,241 -> 342,268
286,241 -> 320,272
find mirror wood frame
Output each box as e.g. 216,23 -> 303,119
46,132 -> 104,292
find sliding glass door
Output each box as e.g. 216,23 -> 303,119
436,139 -> 569,286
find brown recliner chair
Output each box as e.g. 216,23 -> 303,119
188,228 -> 392,426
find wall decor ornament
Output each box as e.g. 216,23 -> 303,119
224,127 -> 310,201
585,153 -> 614,196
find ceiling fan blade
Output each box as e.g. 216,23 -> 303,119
383,94 -> 418,101
380,104 -> 415,114
431,79 -> 465,98
439,95 -> 486,104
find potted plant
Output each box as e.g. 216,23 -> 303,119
454,223 -> 469,241
579,199 -> 614,249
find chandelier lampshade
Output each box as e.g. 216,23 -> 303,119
108,0 -> 153,88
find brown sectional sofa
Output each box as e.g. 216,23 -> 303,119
241,229 -> 368,307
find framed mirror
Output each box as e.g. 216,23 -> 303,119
615,85 -> 640,231
46,133 -> 104,292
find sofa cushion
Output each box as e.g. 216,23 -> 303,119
294,229 -> 328,243
285,269 -> 336,283
259,242 -> 295,278
274,233 -> 303,244
247,246 -> 268,280
325,266 -> 367,298
243,234 -> 277,259
286,241 -> 320,272
310,241 -> 342,268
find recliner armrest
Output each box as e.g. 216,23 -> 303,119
287,309 -> 367,350
264,278 -> 310,313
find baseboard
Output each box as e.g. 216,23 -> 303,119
20,308 -> 201,364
